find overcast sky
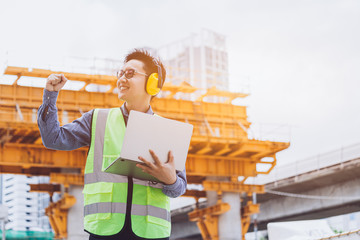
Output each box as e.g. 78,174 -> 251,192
1,0 -> 360,167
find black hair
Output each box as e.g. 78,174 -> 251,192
124,48 -> 166,89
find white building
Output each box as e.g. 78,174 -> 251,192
1,174 -> 52,232
157,29 -> 229,101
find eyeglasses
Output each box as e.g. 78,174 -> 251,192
116,69 -> 148,79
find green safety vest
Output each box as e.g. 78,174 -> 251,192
82,108 -> 171,238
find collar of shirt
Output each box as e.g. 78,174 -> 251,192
120,104 -> 154,125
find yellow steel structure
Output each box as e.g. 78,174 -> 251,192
189,202 -> 231,240
0,66 -> 290,239
44,193 -> 77,239
28,183 -> 76,239
188,200 -> 260,240
241,201 -> 260,240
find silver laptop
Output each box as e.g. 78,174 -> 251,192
104,110 -> 193,182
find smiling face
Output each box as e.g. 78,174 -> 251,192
116,59 -> 150,104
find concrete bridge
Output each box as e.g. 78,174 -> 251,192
170,143 -> 360,239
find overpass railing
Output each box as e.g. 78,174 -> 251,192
248,142 -> 360,185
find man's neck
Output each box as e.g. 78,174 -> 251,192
124,101 -> 150,113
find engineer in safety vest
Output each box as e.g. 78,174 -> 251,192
37,49 -> 187,240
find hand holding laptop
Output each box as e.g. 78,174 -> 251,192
136,150 -> 177,185
104,111 -> 193,183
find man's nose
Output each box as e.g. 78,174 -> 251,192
117,76 -> 127,87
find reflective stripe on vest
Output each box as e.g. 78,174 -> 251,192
84,202 -> 170,222
131,204 -> 170,222
83,108 -> 171,238
84,202 -> 127,216
85,173 -> 163,189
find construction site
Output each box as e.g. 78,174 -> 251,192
0,28 -> 360,240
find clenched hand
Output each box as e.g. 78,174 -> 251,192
46,74 -> 67,92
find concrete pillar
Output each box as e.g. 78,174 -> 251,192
206,177 -> 242,240
206,190 -> 218,207
206,176 -> 223,207
67,185 -> 89,240
218,192 -> 242,240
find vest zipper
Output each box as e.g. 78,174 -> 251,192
124,176 -> 133,229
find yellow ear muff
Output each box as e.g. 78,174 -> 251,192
146,73 -> 160,96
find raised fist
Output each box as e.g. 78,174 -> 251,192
45,74 -> 68,92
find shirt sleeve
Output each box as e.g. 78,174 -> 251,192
37,89 -> 93,150
162,169 -> 187,198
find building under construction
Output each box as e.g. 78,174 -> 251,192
0,30 -> 289,240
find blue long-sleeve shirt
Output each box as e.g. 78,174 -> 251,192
37,89 -> 187,198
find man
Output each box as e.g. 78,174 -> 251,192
37,49 -> 187,240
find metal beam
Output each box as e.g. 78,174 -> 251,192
29,183 -> 61,194
203,181 -> 265,194
0,141 -> 284,179
0,143 -> 86,176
